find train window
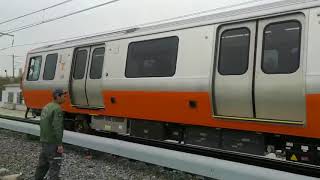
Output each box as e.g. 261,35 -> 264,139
125,36 -> 179,78
90,48 -> 105,79
218,28 -> 250,75
27,56 -> 42,81
43,53 -> 58,80
73,50 -> 88,79
262,21 -> 301,74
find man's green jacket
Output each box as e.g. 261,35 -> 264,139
40,102 -> 64,145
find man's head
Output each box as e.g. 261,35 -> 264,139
52,88 -> 67,104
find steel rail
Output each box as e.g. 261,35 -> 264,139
0,115 -> 319,178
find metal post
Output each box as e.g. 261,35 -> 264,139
0,32 -> 15,78
0,32 -> 14,48
0,32 -> 14,37
12,54 -> 15,78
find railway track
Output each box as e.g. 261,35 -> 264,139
0,114 -> 319,179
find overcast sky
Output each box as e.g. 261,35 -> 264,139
0,0 -> 272,77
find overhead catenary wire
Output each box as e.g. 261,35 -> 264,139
0,33 -> 102,51
0,0 -> 264,52
3,0 -> 262,34
3,0 -> 121,34
0,0 -> 74,26
0,54 -> 23,57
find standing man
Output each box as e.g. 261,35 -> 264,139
35,88 -> 67,180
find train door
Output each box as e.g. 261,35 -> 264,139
213,14 -> 306,124
254,14 -> 306,123
71,47 -> 90,106
71,45 -> 105,108
214,21 -> 256,118
85,45 -> 105,108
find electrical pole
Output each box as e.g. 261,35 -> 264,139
12,54 -> 15,78
0,32 -> 14,46
0,32 -> 14,37
0,32 -> 15,78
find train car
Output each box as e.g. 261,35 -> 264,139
22,0 -> 320,164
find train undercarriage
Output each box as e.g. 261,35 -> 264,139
35,110 -> 318,166
28,107 -> 320,165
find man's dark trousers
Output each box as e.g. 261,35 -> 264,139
35,143 -> 62,180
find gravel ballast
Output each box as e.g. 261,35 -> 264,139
0,129 -> 209,180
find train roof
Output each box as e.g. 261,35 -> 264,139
29,0 -> 320,54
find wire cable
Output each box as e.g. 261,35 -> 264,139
3,0 -> 120,34
3,0 -> 260,34
0,33 -> 102,51
0,54 -> 23,57
0,0 -> 74,26
0,0 -> 264,52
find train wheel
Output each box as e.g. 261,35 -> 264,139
74,119 -> 90,134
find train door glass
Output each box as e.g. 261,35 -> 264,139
214,22 -> 256,118
254,14 -> 305,123
27,56 -> 42,81
86,46 -> 105,107
71,47 -> 90,106
43,53 -> 58,80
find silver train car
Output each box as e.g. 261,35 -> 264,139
22,0 -> 320,164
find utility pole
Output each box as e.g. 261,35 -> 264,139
12,54 -> 15,78
0,32 -> 15,78
0,32 -> 14,37
0,32 -> 14,46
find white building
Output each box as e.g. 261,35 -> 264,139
1,83 -> 26,111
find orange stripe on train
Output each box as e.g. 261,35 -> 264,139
23,89 -> 320,139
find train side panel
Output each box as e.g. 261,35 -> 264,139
305,6 -> 320,138
100,25 -> 214,122
22,8 -> 320,139
23,48 -> 74,108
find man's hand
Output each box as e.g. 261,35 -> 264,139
57,145 -> 64,154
